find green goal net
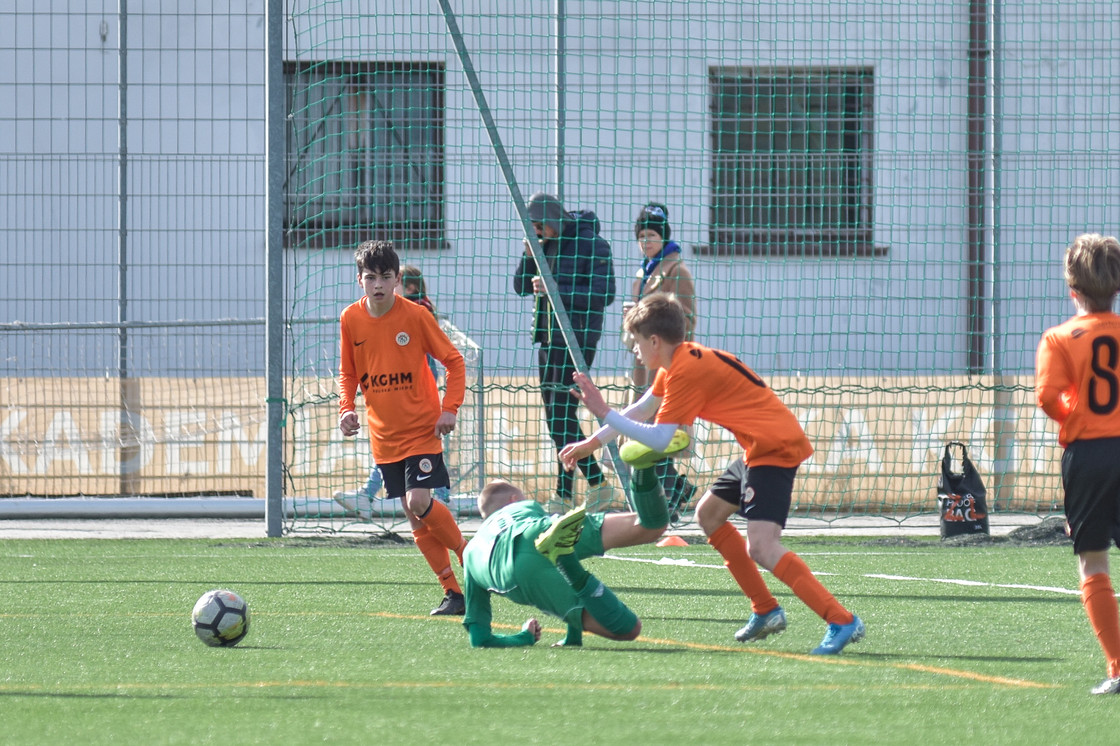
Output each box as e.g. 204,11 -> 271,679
280,0 -> 1119,533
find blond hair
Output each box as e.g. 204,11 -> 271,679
478,480 -> 524,518
1065,233 -> 1120,312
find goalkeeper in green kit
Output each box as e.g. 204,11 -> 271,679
461,444 -> 685,648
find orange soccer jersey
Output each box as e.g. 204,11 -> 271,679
338,297 -> 466,464
651,342 -> 812,467
1036,311 -> 1120,447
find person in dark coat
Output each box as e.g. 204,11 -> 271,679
514,192 -> 618,509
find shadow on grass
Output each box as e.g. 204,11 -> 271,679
0,691 -> 186,700
0,579 -> 434,588
609,585 -> 743,598
582,646 -> 694,654
0,689 -> 320,700
853,651 -> 1064,664
839,592 -> 1077,604
642,615 -> 748,625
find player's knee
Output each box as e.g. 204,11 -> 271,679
745,542 -> 769,568
695,509 -> 724,537
405,490 -> 431,516
693,495 -> 730,536
745,540 -> 783,571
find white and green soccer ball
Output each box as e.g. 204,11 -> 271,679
191,589 -> 250,647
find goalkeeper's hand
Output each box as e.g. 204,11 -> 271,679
522,618 -> 542,642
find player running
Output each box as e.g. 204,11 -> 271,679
560,292 -> 864,655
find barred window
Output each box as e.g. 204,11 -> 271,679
708,67 -> 876,257
284,61 -> 445,251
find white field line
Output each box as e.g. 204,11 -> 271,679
602,554 -> 1085,596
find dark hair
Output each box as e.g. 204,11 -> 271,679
624,292 -> 687,344
354,240 -> 400,276
635,202 -> 671,240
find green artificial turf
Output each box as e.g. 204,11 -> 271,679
0,535 -> 1116,744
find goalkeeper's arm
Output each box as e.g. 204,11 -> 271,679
466,619 -> 540,648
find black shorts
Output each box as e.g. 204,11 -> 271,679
709,459 -> 797,528
1062,437 -> 1120,554
378,453 -> 450,499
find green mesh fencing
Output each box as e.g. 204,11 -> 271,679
281,0 -> 1119,533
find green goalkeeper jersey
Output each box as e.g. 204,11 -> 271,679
464,500 -> 552,593
462,500 -> 579,647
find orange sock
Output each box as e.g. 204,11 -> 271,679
707,522 -> 779,614
420,497 -> 467,565
413,525 -> 462,595
1081,573 -> 1120,678
772,551 -> 853,625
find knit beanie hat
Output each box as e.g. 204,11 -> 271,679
526,192 -> 568,236
635,203 -> 671,240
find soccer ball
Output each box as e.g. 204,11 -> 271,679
191,589 -> 250,647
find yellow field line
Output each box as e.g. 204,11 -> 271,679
0,680 -> 985,694
377,612 -> 1057,690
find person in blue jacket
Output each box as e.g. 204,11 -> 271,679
514,192 -> 617,509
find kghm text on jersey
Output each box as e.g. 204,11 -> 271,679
359,371 -> 414,390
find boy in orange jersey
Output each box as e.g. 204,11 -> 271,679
339,240 -> 469,616
1036,233 -> 1120,695
560,292 -> 864,654
333,264 -> 444,512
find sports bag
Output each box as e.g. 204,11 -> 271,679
937,441 -> 990,539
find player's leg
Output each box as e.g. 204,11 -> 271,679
741,465 -> 863,654
580,465 -> 670,553
404,453 -> 466,564
597,512 -> 666,550
521,522 -> 641,644
656,457 -> 696,522
567,476 -> 668,560
535,505 -> 587,564
694,461 -> 782,633
550,544 -> 640,642
507,535 -> 589,646
629,464 -> 670,529
577,581 -> 641,642
1063,438 -> 1120,694
1080,550 -> 1120,694
384,459 -> 464,615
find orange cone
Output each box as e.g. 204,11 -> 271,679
656,535 -> 688,547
